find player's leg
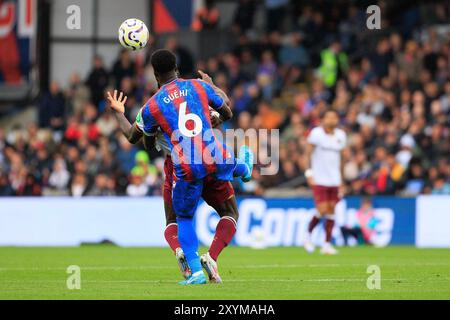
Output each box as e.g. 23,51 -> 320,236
209,195 -> 238,261
201,197 -> 237,284
201,178 -> 238,283
163,202 -> 179,252
173,179 -> 206,285
164,201 -> 192,279
214,144 -> 253,183
304,185 -> 328,253
163,156 -> 180,252
162,155 -> 192,279
230,145 -> 254,182
320,187 -> 339,255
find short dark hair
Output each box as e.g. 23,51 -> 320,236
150,49 -> 177,74
321,108 -> 339,118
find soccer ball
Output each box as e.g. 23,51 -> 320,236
118,18 -> 149,51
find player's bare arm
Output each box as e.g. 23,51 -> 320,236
339,148 -> 346,196
198,70 -> 229,104
143,134 -> 156,151
304,143 -> 315,186
107,90 -> 142,144
216,99 -> 233,122
198,70 -> 233,121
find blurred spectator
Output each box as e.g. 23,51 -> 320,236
86,55 -> 109,107
1,1 -> 449,198
279,33 -> 309,68
112,49 -> 135,88
370,38 -> 393,79
396,40 -> 423,83
133,151 -> 158,187
192,0 -> 220,31
257,101 -> 282,129
265,0 -> 289,32
396,134 -> 415,168
48,158 -> 70,192
164,37 -> 195,77
96,112 -> 117,137
232,0 -> 257,34
16,173 -> 42,196
70,174 -> 88,197
66,73 -> 90,115
38,80 -> 66,131
403,162 -> 426,195
240,49 -> 259,80
116,136 -> 138,173
318,40 -> 348,88
432,176 -> 450,195
0,173 -> 14,196
87,173 -> 115,196
341,198 -> 380,246
126,167 -> 149,197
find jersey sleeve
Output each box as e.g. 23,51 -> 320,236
135,108 -> 145,132
135,105 -> 158,136
198,80 -> 224,110
307,128 -> 321,145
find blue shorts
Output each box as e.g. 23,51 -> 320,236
172,179 -> 204,218
213,161 -> 237,181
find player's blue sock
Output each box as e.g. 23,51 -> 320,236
176,217 -> 202,274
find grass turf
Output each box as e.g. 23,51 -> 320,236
0,246 -> 449,299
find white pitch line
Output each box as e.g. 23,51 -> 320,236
0,278 -> 413,284
1,262 -> 450,272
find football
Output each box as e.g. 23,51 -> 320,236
118,18 -> 149,51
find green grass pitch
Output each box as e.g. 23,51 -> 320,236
0,246 -> 449,299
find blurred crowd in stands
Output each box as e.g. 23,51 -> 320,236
0,0 -> 449,197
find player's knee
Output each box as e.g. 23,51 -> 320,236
217,200 -> 239,221
165,209 -> 177,225
221,211 -> 238,221
316,204 -> 328,215
164,202 -> 177,226
328,202 -> 337,214
219,204 -> 238,220
166,218 -> 177,226
163,187 -> 172,203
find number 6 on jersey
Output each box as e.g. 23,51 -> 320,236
178,102 -> 203,137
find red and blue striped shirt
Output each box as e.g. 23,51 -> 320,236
136,78 -> 229,181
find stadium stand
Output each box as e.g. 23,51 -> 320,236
0,1 -> 449,197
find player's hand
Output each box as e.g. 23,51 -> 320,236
198,70 -> 213,85
307,177 -> 315,187
210,109 -> 222,128
107,90 -> 127,114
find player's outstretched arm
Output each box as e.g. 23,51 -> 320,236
198,70 -> 231,105
143,134 -> 156,151
107,90 -> 142,144
217,100 -> 233,122
198,70 -> 233,121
